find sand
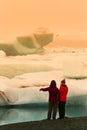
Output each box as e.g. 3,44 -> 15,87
0,116 -> 87,130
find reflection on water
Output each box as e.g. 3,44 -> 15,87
0,104 -> 48,126
0,104 -> 87,126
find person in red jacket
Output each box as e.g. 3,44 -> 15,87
40,80 -> 59,120
58,79 -> 68,119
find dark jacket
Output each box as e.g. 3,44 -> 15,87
40,85 -> 59,102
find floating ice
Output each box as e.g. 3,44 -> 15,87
0,72 -> 87,106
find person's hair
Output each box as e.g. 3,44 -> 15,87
50,80 -> 56,88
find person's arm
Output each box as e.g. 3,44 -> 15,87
40,87 -> 49,91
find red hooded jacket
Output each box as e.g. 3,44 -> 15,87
59,85 -> 68,102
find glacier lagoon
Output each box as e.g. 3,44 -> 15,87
0,46 -> 87,125
0,105 -> 87,126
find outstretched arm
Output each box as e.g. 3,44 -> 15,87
40,87 -> 49,91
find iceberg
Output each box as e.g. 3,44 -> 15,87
0,28 -> 53,56
63,54 -> 87,79
0,71 -> 87,106
0,45 -> 87,106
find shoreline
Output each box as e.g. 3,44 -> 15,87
0,116 -> 87,130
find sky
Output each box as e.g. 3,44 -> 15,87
0,0 -> 87,42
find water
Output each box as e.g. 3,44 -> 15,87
0,105 -> 47,125
66,106 -> 87,117
0,104 -> 87,126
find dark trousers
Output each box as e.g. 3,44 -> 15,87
47,102 -> 58,120
59,101 -> 66,118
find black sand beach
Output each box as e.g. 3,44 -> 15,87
0,116 -> 87,130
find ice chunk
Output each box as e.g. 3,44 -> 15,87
63,55 -> 87,79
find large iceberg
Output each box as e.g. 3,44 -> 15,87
0,71 -> 87,106
0,28 -> 53,56
0,46 -> 87,106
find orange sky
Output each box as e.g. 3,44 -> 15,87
0,0 -> 87,42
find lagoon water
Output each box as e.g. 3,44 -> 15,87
0,44 -> 87,125
0,105 -> 87,126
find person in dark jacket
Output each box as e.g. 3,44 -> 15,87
58,79 -> 68,119
40,80 -> 59,120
